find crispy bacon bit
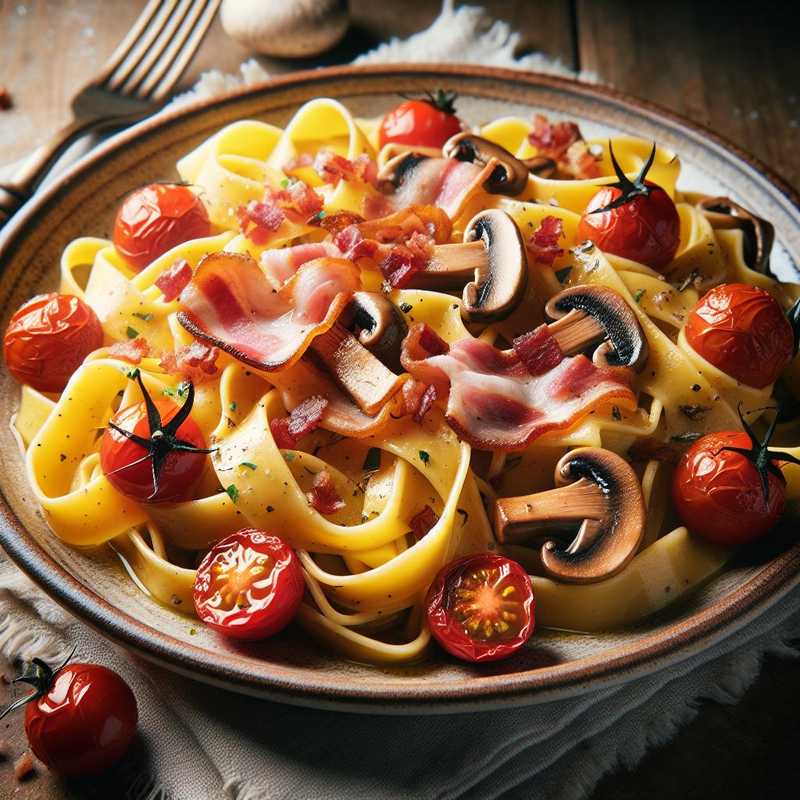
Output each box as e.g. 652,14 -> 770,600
565,140 -> 602,179
513,325 -> 564,376
528,114 -> 601,179
333,225 -> 380,261
379,239 -> 430,289
313,150 -> 378,187
417,324 -> 450,357
0,86 -> 11,110
236,181 -> 324,244
320,211 -> 366,236
527,216 -> 565,265
109,336 -> 150,364
160,341 -> 219,383
362,191 -> 394,220
402,380 -> 438,423
155,258 -> 193,301
270,395 -> 328,448
307,468 -> 345,514
409,504 -> 438,540
14,750 -> 35,782
237,201 -> 285,244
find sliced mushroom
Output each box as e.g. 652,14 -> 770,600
338,291 -> 408,373
521,155 -> 557,179
407,208 -> 528,322
309,322 -> 405,416
696,196 -> 775,274
442,132 -> 530,195
376,151 -> 430,191
493,447 -> 645,584
543,284 -> 649,371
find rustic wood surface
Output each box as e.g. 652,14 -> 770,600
1,0 -> 799,797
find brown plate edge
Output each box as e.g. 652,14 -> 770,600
1,63 -> 799,713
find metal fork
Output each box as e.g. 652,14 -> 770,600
0,0 -> 221,227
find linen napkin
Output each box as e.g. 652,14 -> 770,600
2,2 -> 799,799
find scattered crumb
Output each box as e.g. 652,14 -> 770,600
0,672 -> 9,684
0,86 -> 11,111
14,750 -> 35,781
0,738 -> 9,759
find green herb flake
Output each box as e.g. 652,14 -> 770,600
162,387 -> 176,397
283,452 -> 295,462
132,311 -> 153,322
399,302 -> 414,313
418,450 -> 431,466
126,326 -> 139,339
240,461 -> 257,471
280,178 -> 289,188
362,447 -> 381,472
189,627 -> 198,636
177,382 -> 189,397
632,288 -> 646,304
229,401 -> 238,412
554,266 -> 572,284
226,484 -> 240,503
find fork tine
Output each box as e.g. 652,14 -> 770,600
95,0 -> 164,85
140,0 -> 221,101
106,0 -> 181,92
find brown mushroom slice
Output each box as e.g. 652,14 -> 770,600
407,208 -> 528,323
338,291 -> 408,374
376,151 -> 429,190
494,447 -> 645,584
521,155 -> 557,179
442,132 -> 531,195
696,195 -> 775,274
544,284 -> 649,371
309,322 -> 405,416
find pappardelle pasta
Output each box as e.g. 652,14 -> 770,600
6,94 -> 800,665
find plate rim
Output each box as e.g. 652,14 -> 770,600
1,63 -> 799,713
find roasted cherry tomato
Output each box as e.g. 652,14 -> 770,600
193,528 -> 305,641
378,90 -> 463,149
577,142 -> 679,269
3,293 -> 103,393
684,283 -> 794,388
426,553 -> 535,663
672,412 -> 799,545
100,371 -> 211,503
0,655 -> 137,778
113,183 -> 210,271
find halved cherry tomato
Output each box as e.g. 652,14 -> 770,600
3,293 -> 103,393
684,283 -> 794,388
378,90 -> 463,149
426,553 -> 535,663
577,142 -> 680,269
113,183 -> 210,271
672,428 -> 794,545
100,396 -> 208,503
16,659 -> 137,778
193,529 -> 305,641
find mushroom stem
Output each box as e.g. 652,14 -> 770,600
309,322 -> 404,415
412,240 -> 487,287
545,308 -> 606,355
492,447 -> 646,584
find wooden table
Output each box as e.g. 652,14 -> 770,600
1,1 -> 799,797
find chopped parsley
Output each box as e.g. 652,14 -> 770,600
280,178 -> 289,188
126,326 -> 139,339
229,401 -> 238,412
225,484 -> 240,503
240,461 -> 257,471
418,450 -> 431,466
632,288 -> 646,304
162,387 -> 176,397
132,311 -> 153,322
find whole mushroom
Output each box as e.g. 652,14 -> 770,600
221,0 -> 350,58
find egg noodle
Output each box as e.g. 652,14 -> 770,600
14,99 -> 800,664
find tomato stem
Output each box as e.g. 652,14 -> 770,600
589,141 -> 657,214
0,646 -> 76,720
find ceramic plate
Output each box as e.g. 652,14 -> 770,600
1,65 -> 799,713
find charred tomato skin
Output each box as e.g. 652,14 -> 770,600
113,183 -> 210,271
672,431 -> 786,545
193,528 -> 305,641
3,293 -> 104,393
100,398 -> 208,503
379,99 -> 463,149
684,283 -> 794,389
577,180 -> 680,269
426,553 -> 535,663
24,663 -> 137,778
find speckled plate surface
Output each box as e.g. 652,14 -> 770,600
1,65 -> 799,714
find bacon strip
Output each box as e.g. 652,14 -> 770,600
527,216 -> 565,266
307,469 -> 346,514
270,395 -> 328,448
528,114 -> 601,179
401,323 -> 636,451
260,242 -> 342,286
178,252 -> 359,371
109,337 -> 150,364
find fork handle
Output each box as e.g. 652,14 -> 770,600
0,116 -> 103,228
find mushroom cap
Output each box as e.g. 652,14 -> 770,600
696,196 -> 775,275
340,291 -> 408,374
538,447 -> 646,583
461,209 -> 529,322
545,284 -> 649,371
442,132 -> 530,196
376,151 -> 429,191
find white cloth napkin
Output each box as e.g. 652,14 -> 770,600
2,3 -> 799,799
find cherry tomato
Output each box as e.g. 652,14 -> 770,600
23,661 -> 137,777
100,397 -> 208,503
426,553 -> 535,663
672,430 -> 787,545
577,180 -> 680,269
193,529 -> 305,641
378,90 -> 463,149
3,293 -> 103,393
113,183 -> 210,271
684,283 -> 794,388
